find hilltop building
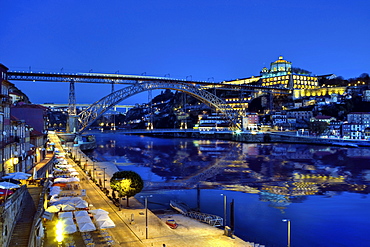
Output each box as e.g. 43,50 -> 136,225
260,56 -> 319,90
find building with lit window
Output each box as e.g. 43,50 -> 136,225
224,96 -> 251,112
197,113 -> 231,133
342,112 -> 370,139
242,112 -> 259,131
260,56 -> 319,90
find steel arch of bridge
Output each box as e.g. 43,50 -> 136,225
78,81 -> 241,133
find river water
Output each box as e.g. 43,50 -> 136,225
88,132 -> 370,247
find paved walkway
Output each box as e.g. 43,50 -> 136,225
46,133 -> 252,247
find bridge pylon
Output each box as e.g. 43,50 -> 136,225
66,115 -> 79,133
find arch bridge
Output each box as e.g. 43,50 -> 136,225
5,70 -> 291,134
77,80 -> 242,134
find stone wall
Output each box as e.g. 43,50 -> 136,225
0,185 -> 27,247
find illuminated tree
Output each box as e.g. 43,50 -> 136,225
110,171 -> 143,207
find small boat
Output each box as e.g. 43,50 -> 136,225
166,219 -> 178,229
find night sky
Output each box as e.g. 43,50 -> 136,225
1,0 -> 370,104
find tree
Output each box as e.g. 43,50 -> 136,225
308,121 -> 328,136
292,67 -> 311,75
110,171 -> 144,207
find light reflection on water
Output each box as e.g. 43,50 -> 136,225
89,133 -> 370,247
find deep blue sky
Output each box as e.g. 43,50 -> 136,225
1,0 -> 370,104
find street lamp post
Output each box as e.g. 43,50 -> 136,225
282,219 -> 291,247
221,194 -> 227,228
102,167 -> 107,189
92,162 -> 95,180
141,195 -> 152,239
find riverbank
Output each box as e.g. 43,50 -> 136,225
234,131 -> 370,147
87,129 -> 370,147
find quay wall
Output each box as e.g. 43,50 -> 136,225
114,129 -> 370,147
233,132 -> 370,147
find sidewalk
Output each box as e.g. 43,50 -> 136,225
48,133 -> 252,247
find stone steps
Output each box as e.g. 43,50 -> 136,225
8,186 -> 42,247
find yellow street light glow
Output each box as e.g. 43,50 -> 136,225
55,220 -> 64,243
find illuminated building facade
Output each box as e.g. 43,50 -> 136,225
260,56 -> 319,90
224,96 -> 251,112
197,113 -> 231,133
242,112 -> 259,131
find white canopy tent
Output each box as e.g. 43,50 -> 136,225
94,214 -> 111,221
60,204 -> 75,211
78,222 -> 96,232
64,224 -> 77,234
89,209 -> 109,215
58,211 -> 73,219
96,219 -> 115,229
74,210 -> 89,217
61,217 -> 75,226
76,216 -> 93,224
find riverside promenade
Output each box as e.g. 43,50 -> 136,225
48,133 -> 252,247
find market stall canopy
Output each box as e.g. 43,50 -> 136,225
96,219 -> 115,229
60,204 -> 75,211
59,211 -> 73,219
45,205 -> 61,213
68,197 -> 85,204
49,187 -> 61,196
78,222 -> 96,232
5,172 -> 32,177
74,210 -> 89,217
50,196 -> 86,206
53,183 -> 67,187
89,209 -> 109,215
76,216 -> 92,224
75,201 -> 89,209
3,172 -> 31,180
0,181 -> 21,189
56,164 -> 73,169
64,224 -> 77,234
66,177 -> 80,182
54,178 -> 69,183
61,217 -> 75,226
95,214 -> 111,221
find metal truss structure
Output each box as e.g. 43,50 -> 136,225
78,80 -> 242,133
6,71 -> 291,94
6,71 -> 204,85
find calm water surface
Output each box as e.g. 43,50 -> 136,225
89,132 -> 370,247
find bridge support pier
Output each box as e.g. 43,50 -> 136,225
66,115 -> 79,133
